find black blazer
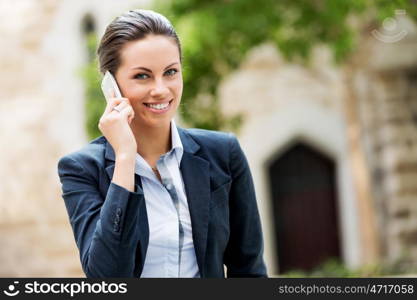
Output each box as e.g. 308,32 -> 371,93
57,127 -> 267,277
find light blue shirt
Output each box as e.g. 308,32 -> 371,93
136,120 -> 200,278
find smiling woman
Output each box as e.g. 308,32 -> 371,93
57,9 -> 267,278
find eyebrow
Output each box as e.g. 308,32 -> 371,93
130,62 -> 179,72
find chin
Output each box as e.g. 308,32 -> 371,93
141,117 -> 172,128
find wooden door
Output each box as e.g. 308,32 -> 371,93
268,143 -> 341,273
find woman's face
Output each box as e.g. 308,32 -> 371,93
115,34 -> 182,129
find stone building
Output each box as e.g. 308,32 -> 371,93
219,15 -> 417,275
0,0 -> 415,276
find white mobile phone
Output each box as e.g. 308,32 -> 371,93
101,71 -> 122,101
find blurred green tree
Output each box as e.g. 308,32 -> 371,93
153,0 -> 417,131
81,33 -> 106,140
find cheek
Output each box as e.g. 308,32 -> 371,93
124,84 -> 147,102
171,79 -> 183,97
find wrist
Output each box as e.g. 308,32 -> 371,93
115,151 -> 136,162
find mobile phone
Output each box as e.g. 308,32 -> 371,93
101,71 -> 122,101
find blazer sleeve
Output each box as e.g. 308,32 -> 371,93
223,133 -> 268,277
57,155 -> 144,278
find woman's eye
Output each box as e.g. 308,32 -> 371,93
165,69 -> 178,76
134,73 -> 149,80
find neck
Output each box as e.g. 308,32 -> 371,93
130,120 -> 172,159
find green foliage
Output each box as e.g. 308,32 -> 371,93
80,33 -> 106,140
153,0 -> 417,131
283,259 -> 359,278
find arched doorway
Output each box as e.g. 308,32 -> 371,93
268,142 -> 341,273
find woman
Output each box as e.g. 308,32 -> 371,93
58,9 -> 267,278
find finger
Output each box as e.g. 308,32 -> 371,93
109,101 -> 128,115
104,97 -> 128,115
110,97 -> 129,107
114,100 -> 128,110
119,105 -> 134,122
104,97 -> 120,114
128,109 -> 135,124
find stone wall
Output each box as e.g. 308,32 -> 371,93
352,24 -> 417,264
0,0 -> 84,277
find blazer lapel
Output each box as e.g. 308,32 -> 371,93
178,128 -> 211,276
104,138 -> 116,180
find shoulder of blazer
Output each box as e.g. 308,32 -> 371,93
179,127 -> 235,154
179,128 -> 237,176
58,136 -> 108,169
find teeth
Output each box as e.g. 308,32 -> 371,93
147,102 -> 169,110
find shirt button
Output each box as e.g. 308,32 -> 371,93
165,183 -> 172,190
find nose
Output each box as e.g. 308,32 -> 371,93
150,78 -> 169,99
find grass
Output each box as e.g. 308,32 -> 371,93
280,257 -> 417,278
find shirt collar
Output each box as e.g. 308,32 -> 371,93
170,118 -> 184,164
135,119 -> 183,179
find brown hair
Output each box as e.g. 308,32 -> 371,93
97,9 -> 182,75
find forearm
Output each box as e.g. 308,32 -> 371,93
112,153 -> 136,192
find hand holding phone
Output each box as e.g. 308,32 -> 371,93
98,71 -> 137,157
